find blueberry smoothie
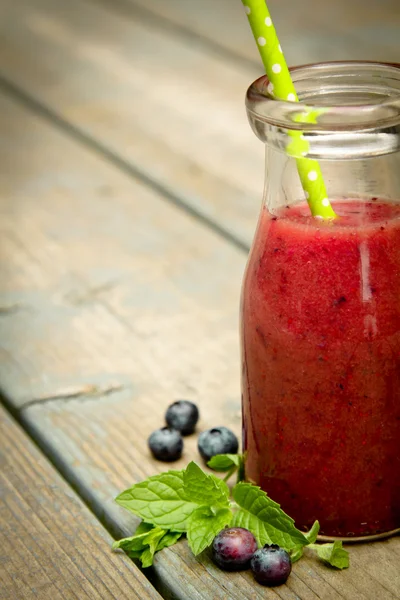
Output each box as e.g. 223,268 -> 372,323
241,199 -> 400,537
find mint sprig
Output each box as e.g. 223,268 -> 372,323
113,461 -> 350,570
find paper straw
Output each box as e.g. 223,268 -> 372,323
242,0 -> 336,219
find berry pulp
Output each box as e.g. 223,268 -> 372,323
241,199 -> 400,537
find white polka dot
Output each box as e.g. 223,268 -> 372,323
278,44 -> 282,53
267,82 -> 274,95
287,93 -> 296,101
301,151 -> 307,156
307,170 -> 318,181
272,63 -> 282,74
244,5 -> 251,14
305,191 -> 310,199
258,37 -> 266,46
265,17 -> 272,26
322,198 -> 330,207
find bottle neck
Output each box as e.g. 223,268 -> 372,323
263,145 -> 400,214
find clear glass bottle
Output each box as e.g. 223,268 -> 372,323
241,62 -> 400,540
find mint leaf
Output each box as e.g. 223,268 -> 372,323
207,454 -> 244,482
115,463 -> 231,533
140,547 -> 155,568
207,454 -> 241,471
231,483 -> 308,551
156,531 -> 183,551
187,506 -> 232,556
289,545 -> 304,563
112,523 -> 155,554
113,524 -> 183,568
288,520 -> 320,562
115,470 -> 197,531
305,520 -> 320,544
138,527 -> 167,567
134,522 -> 155,536
113,525 -> 164,567
183,461 -> 229,506
145,527 -> 168,553
309,541 -> 350,569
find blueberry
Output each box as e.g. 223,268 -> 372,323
197,427 -> 238,461
165,400 -> 199,435
212,527 -> 258,571
148,427 -> 183,462
250,544 -> 292,586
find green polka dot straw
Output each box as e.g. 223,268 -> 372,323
242,0 -> 336,219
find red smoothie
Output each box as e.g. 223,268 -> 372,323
241,199 -> 400,538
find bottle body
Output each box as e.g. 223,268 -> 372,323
241,62 -> 400,538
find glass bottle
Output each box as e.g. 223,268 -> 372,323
241,62 -> 400,540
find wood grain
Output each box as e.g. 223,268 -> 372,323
0,0 -> 263,248
107,0 -> 400,65
0,89 -> 245,413
0,404 -> 163,600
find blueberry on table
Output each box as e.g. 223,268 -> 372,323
148,427 -> 183,462
165,400 -> 199,435
212,527 -> 258,571
250,544 -> 292,586
197,426 -> 238,461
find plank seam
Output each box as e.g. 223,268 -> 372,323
85,0 -> 260,72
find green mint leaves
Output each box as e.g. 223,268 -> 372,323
113,460 -> 349,571
115,462 -> 232,557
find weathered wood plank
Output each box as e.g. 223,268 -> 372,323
109,0 -> 400,65
0,89 -> 244,412
0,0 -> 263,248
0,404 -> 163,600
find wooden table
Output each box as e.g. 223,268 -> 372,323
0,0 -> 399,598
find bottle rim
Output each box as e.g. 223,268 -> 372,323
246,61 -> 400,133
